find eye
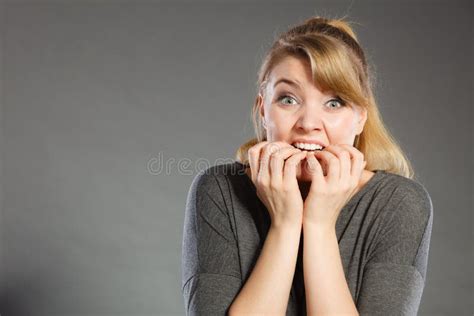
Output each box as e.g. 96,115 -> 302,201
277,94 -> 298,106
326,97 -> 346,109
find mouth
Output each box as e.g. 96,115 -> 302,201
291,142 -> 326,152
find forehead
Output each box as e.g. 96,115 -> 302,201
267,55 -> 332,95
268,56 -> 312,83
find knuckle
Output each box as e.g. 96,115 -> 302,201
271,151 -> 283,160
266,142 -> 279,150
284,159 -> 297,167
341,151 -> 350,159
282,183 -> 294,193
256,179 -> 267,190
256,174 -> 265,185
269,180 -> 280,191
262,145 -> 274,156
249,146 -> 261,157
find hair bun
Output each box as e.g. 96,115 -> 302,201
301,16 -> 359,42
287,16 -> 367,70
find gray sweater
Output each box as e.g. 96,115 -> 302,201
181,161 -> 433,315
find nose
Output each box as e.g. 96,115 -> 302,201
295,103 -> 324,132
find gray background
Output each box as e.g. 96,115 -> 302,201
0,0 -> 472,315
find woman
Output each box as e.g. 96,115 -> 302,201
182,16 -> 433,315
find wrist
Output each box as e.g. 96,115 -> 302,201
302,221 -> 336,236
270,220 -> 302,233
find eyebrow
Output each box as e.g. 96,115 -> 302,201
273,77 -> 340,99
273,77 -> 302,89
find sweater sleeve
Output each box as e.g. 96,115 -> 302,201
356,181 -> 434,316
181,169 -> 242,315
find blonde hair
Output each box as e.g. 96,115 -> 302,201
235,15 -> 415,179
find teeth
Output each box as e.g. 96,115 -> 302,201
293,142 -> 324,151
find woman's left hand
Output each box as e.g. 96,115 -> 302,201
302,144 -> 367,229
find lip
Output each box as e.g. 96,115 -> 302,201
291,139 -> 327,148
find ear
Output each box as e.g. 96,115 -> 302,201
354,106 -> 367,135
257,93 -> 266,128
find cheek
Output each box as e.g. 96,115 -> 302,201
267,116 -> 294,140
325,116 -> 357,141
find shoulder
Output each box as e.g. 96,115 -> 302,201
378,172 -> 432,209
187,161 -> 244,204
375,171 -> 433,229
190,161 -> 244,189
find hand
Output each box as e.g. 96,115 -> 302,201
247,141 -> 308,229
302,144 -> 367,229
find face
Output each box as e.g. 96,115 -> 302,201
258,55 -> 367,183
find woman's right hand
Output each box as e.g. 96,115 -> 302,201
247,141 -> 307,229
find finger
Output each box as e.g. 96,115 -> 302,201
323,145 -> 351,182
338,144 -> 366,178
247,141 -> 269,183
313,149 -> 339,180
305,151 -> 325,185
270,146 -> 302,187
259,142 -> 285,184
283,150 -> 308,186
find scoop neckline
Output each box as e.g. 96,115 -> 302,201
234,160 -> 386,209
